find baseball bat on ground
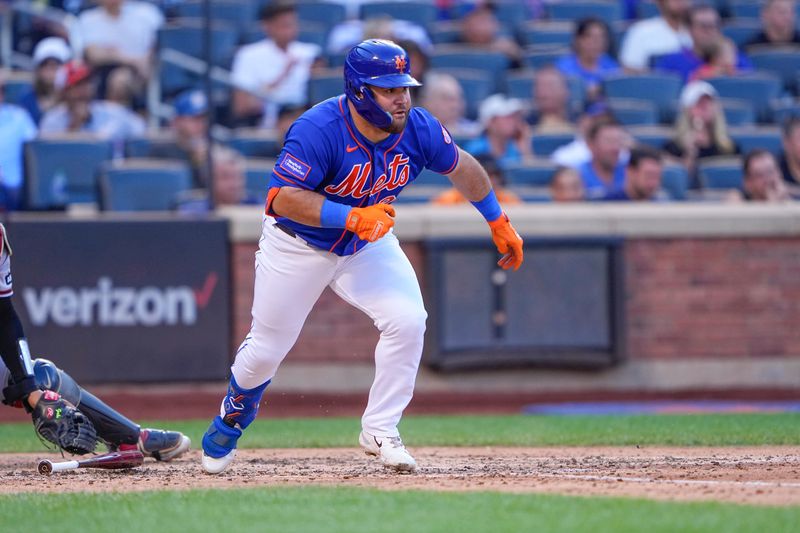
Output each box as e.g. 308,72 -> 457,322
38,449 -> 144,475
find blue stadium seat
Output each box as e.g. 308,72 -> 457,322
770,100 -> 800,126
428,21 -> 461,44
720,99 -> 755,126
434,68 -> 493,121
431,46 -> 510,93
412,168 -> 451,187
308,69 -> 344,104
172,0 -> 256,27
748,46 -> 800,94
124,136 -> 181,158
244,158 -> 275,204
730,126 -> 783,156
504,162 -> 558,186
603,73 -> 682,123
100,159 -> 192,211
722,19 -> 761,48
608,98 -> 658,126
24,138 -> 113,209
706,73 -> 783,122
227,129 -> 281,158
629,125 -> 673,150
728,1 -> 761,19
519,21 -> 574,47
2,73 -> 32,106
532,132 -> 575,157
295,1 -> 347,32
522,45 -> 570,69
660,165 -> 689,201
361,1 -> 438,28
546,1 -> 623,25
636,1 -> 660,19
698,156 -> 744,190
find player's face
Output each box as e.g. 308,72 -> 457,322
370,85 -> 411,134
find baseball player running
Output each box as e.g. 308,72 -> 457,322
202,39 -> 523,474
0,224 -> 191,460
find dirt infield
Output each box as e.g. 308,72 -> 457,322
2,446 -> 799,506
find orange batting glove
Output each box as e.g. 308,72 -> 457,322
345,204 -> 396,242
488,213 -> 524,271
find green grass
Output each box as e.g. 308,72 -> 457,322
2,413 -> 799,453
1,486 -> 798,533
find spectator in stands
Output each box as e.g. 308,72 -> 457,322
149,89 -> 209,187
39,61 -> 145,140
747,0 -> 800,48
555,17 -> 620,103
603,146 -> 665,201
655,4 -> 752,84
663,80 -> 738,174
327,16 -> 432,58
420,72 -> 481,138
231,2 -> 322,128
465,94 -> 533,168
433,154 -> 521,205
74,0 -> 164,108
779,116 -> 800,191
549,166 -> 585,202
730,149 -> 791,202
689,37 -> 742,81
176,146 -> 261,212
551,100 -> 629,169
0,70 -> 38,210
530,66 -> 573,134
619,0 -> 693,72
579,117 -> 627,199
19,37 -> 71,125
456,1 -> 522,66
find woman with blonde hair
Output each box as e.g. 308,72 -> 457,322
663,80 -> 738,175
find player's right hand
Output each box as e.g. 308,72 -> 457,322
345,204 -> 396,242
488,213 -> 524,271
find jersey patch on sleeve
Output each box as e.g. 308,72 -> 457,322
278,153 -> 312,182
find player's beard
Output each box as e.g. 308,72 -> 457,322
382,110 -> 409,134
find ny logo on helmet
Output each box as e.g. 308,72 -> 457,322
394,55 -> 407,73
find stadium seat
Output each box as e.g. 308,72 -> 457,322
295,1 -> 347,31
412,168 -> 451,187
706,72 -> 782,122
770,100 -> 800,126
660,165 -> 689,201
308,69 -> 345,105
504,161 -> 558,186
518,21 -> 574,47
747,46 -> 800,94
24,137 -> 113,209
360,1 -> 438,28
100,159 -> 192,211
720,99 -> 756,126
531,132 -> 575,157
698,156 -> 744,190
629,125 -> 673,150
522,44 -> 570,70
728,1 -> 761,19
431,46 -> 510,93
125,132 -> 181,158
636,1 -> 660,19
434,68 -> 493,120
608,98 -> 658,126
603,73 -> 682,123
428,21 -> 461,44
227,129 -> 281,158
546,1 -> 623,25
172,0 -> 256,27
722,19 -> 761,48
490,0 -> 529,28
730,126 -> 783,156
244,158 -> 275,204
2,71 -> 32,106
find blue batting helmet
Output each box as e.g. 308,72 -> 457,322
344,39 -> 421,129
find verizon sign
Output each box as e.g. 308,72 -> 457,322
8,218 -> 230,382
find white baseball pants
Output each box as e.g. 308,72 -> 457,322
231,217 -> 427,437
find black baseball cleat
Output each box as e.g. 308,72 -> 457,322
137,428 -> 191,461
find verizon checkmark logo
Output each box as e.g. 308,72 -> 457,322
193,272 -> 218,309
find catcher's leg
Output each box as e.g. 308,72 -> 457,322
33,359 -> 190,460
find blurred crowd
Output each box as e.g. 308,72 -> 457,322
0,0 -> 799,211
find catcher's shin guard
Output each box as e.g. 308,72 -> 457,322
33,359 -> 140,445
202,376 -> 269,458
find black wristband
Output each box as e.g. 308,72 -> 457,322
2,376 -> 38,407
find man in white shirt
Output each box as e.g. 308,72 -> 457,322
74,0 -> 164,105
0,71 -> 37,210
231,2 -> 322,128
619,0 -> 693,72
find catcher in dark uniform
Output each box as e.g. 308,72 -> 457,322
0,224 -> 191,459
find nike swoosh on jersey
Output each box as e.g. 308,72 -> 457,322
346,145 -> 359,153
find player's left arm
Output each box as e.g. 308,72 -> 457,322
446,148 -> 524,271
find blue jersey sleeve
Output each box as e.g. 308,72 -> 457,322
415,108 -> 460,175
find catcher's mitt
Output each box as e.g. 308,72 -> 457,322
32,391 -> 98,455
